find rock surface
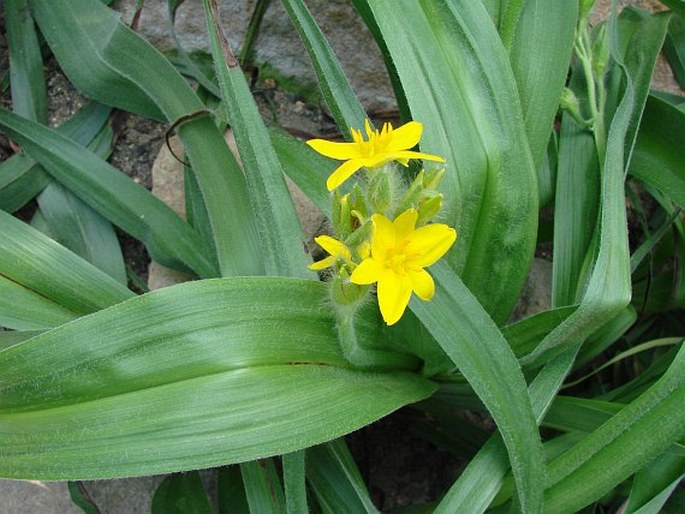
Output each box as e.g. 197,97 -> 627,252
112,0 -> 395,112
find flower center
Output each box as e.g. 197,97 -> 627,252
384,243 -> 415,275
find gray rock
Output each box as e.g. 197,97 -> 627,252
112,0 -> 395,113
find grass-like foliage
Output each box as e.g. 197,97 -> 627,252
0,0 -> 683,512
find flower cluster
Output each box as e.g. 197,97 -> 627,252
307,120 -> 456,326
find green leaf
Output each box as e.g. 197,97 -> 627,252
270,129 -> 332,218
0,278 -> 436,479
283,451 -> 308,514
502,305 -> 577,358
241,459 -> 286,514
29,0 -> 263,277
509,0 -> 577,170
306,439 -> 378,514
551,113 -> 600,307
203,0 -> 312,278
281,0 -> 367,134
410,263 -> 544,513
663,12 -> 685,89
6,0 -> 47,123
0,209 -> 134,316
0,330 -> 43,351
521,8 -> 668,367
0,107 -> 217,277
151,472 -> 213,514
0,101 -> 110,214
67,481 -> 102,514
218,466 -> 249,514
630,94 -> 685,210
626,454 -> 685,514
544,343 -> 685,512
369,0 -> 538,323
37,182 -> 127,284
0,275 -> 77,330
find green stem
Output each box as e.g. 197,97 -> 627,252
335,304 -> 420,371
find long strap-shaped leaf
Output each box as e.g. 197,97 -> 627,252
508,0 -> 577,172
521,7 -> 669,367
6,0 -> 47,123
369,0 -> 538,324
0,209 -> 134,316
410,263 -> 544,514
28,0 -> 263,277
435,7 -> 672,512
629,94 -> 685,210
544,343 -> 685,512
0,278 -> 436,479
202,0 -> 312,279
0,108 -> 216,277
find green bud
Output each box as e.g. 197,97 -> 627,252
396,170 -> 425,214
560,87 -> 591,127
591,25 -> 609,78
351,183 -> 368,222
330,269 -> 368,306
417,193 -> 443,226
423,167 -> 445,191
332,192 -> 353,240
345,218 -> 373,255
367,165 -> 395,214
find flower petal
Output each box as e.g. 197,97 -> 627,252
314,235 -> 350,261
370,213 -> 396,262
386,121 -> 423,152
308,255 -> 335,271
307,139 -> 362,160
393,209 -> 418,241
406,224 -> 457,267
409,269 -> 435,301
326,159 -> 364,190
393,150 -> 446,163
350,258 -> 384,285
377,271 -> 412,325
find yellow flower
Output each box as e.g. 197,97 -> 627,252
307,119 -> 445,191
309,235 -> 351,270
350,209 -> 456,325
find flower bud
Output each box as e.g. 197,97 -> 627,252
417,193 -> 443,226
330,269 -> 368,306
591,25 -> 609,78
332,192 -> 353,240
423,167 -> 445,191
367,164 -> 395,214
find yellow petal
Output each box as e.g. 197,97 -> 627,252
370,213 -> 396,262
314,235 -> 351,261
393,209 -> 418,241
350,258 -> 384,285
386,121 -> 423,152
326,159 -> 364,190
377,270 -> 412,325
307,139 -> 362,160
393,150 -> 445,163
406,224 -> 457,267
409,269 -> 435,301
364,119 -> 375,139
308,255 -> 335,270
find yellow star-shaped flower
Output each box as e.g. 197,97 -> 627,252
307,119 -> 445,191
350,209 -> 456,325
